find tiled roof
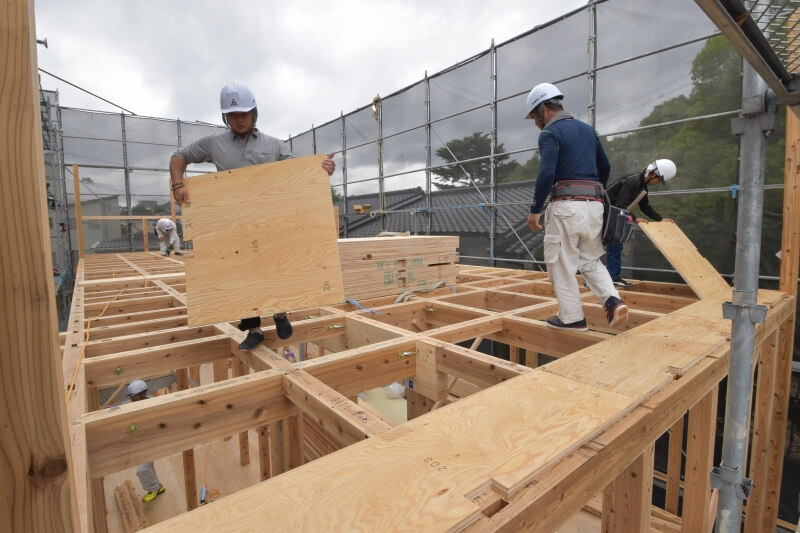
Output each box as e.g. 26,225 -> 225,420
95,181 -> 540,258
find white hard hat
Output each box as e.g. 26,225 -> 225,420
160,218 -> 175,230
524,83 -> 564,118
646,159 -> 677,181
220,81 -> 256,113
128,379 -> 148,396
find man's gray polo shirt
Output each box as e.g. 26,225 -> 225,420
173,129 -> 293,170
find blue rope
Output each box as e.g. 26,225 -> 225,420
346,299 -> 382,314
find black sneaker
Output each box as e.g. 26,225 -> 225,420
273,313 -> 293,340
238,330 -> 264,350
546,316 -> 588,331
612,278 -> 633,288
174,252 -> 183,256
604,296 -> 628,328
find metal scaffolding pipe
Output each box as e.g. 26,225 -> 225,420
714,59 -> 774,533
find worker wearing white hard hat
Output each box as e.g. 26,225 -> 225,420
524,82 -> 628,331
127,380 -> 166,502
168,82 -> 337,350
604,159 -> 678,287
155,218 -> 182,257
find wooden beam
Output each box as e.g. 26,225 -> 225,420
433,339 -> 531,390
282,369 -> 392,446
83,369 -> 295,478
0,0 -> 79,530
84,335 -> 231,389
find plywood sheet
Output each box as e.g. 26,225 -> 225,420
182,155 -> 344,326
143,371 -> 636,532
639,221 -> 730,299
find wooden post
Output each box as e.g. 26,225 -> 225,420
744,328 -> 780,533
176,369 -> 197,511
750,103 -> 800,533
233,360 -> 250,466
73,164 -> 85,259
87,387 -> 108,533
257,425 -> 270,481
142,218 -> 148,252
601,443 -> 654,533
681,388 -> 718,533
665,415 -> 685,515
509,345 -> 520,364
269,421 -> 286,476
0,0 -> 79,530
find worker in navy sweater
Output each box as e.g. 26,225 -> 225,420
169,82 -> 335,350
525,82 -> 628,331
605,159 -> 677,287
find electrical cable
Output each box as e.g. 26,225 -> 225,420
38,67 -> 137,115
65,287 -> 128,405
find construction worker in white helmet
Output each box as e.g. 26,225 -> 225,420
155,217 -> 182,257
524,82 -> 628,331
127,380 -> 166,502
169,81 -> 335,350
604,159 -> 678,287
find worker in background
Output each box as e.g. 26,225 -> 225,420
169,81 -> 335,350
604,159 -> 678,288
525,82 -> 628,331
127,379 -> 166,502
155,218 -> 182,257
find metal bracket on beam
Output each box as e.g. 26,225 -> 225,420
711,464 -> 753,499
722,289 -> 768,323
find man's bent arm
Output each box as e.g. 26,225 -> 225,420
170,155 -> 187,185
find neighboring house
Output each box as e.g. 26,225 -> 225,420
335,180 -> 541,267
67,193 -> 122,254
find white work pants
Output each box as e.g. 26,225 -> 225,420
136,461 -> 161,492
543,200 -> 619,324
156,227 -> 181,254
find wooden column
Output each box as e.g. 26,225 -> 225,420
233,359 -> 250,466
142,218 -> 149,252
72,164 -> 85,259
0,0 -> 79,530
602,443 -> 654,533
744,328 -> 780,533
665,416 -> 685,515
750,103 -> 800,533
681,388 -> 718,533
87,388 -> 108,533
176,369 -> 197,511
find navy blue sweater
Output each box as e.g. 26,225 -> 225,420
530,113 -> 610,214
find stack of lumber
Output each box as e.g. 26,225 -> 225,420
114,480 -> 147,532
338,236 -> 459,301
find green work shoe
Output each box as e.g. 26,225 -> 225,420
142,484 -> 165,502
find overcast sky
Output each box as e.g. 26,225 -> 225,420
34,0 -> 586,138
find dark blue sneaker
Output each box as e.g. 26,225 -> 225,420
546,316 -> 588,331
604,296 -> 628,328
273,313 -> 293,340
238,330 -> 264,350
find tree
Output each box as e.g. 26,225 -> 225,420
432,132 -> 519,189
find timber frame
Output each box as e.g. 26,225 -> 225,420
62,251 -> 795,532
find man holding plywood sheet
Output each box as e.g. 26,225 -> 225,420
170,81 -> 338,346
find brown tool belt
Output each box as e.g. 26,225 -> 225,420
551,180 -> 603,202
